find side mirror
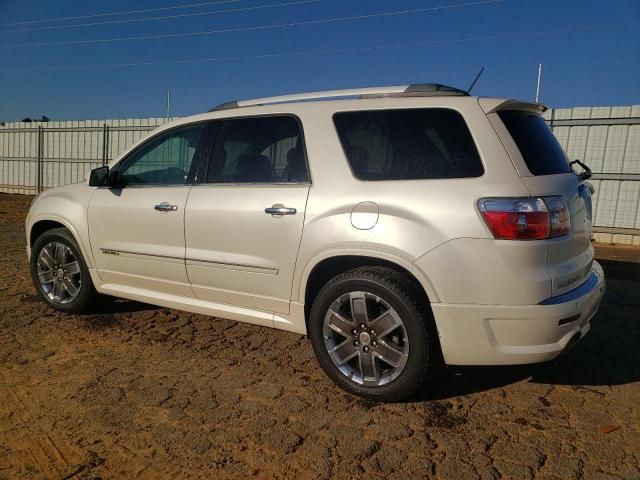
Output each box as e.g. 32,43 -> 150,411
89,166 -> 109,187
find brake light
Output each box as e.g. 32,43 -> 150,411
478,197 -> 570,240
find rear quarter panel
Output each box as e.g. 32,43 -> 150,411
289,97 -> 532,305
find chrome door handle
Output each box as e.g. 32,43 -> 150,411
154,203 -> 178,212
265,205 -> 296,216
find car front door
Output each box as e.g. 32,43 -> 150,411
185,115 -> 311,315
88,122 -> 210,297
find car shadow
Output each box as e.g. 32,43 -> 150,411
22,290 -> 161,316
88,296 -> 161,315
70,297 -> 162,329
412,259 -> 640,402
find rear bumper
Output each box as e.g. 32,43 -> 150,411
432,261 -> 606,365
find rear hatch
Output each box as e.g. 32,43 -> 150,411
484,101 -> 594,298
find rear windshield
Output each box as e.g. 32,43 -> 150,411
498,110 -> 571,175
333,108 -> 484,180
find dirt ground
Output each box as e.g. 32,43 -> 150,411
0,193 -> 638,480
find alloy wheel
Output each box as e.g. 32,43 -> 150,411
36,241 -> 82,304
322,291 -> 409,386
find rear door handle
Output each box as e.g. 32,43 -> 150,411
154,203 -> 178,212
265,205 -> 296,216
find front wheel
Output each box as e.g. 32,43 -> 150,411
30,227 -> 99,313
308,267 -> 441,402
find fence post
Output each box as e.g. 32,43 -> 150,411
36,126 -> 43,193
101,124 -> 110,166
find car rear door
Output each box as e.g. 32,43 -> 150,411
88,122 -> 211,297
184,115 -> 311,315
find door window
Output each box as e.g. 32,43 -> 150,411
117,124 -> 206,186
207,116 -> 309,183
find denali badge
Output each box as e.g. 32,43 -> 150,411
558,274 -> 581,290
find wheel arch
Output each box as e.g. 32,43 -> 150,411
30,219 -> 67,248
28,215 -> 94,268
300,250 -> 440,328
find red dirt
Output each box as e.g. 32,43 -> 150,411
1,193 -> 639,479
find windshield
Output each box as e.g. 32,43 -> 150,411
498,110 -> 571,176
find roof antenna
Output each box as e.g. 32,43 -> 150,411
466,66 -> 485,94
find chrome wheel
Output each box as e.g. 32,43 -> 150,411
36,241 -> 81,304
323,291 -> 409,386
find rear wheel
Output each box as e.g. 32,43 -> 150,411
309,267 -> 441,402
30,227 -> 99,313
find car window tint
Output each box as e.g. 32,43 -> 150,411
333,108 -> 484,180
207,116 -> 309,183
498,110 -> 571,175
118,124 -> 205,186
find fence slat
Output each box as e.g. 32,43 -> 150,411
0,119 -> 167,193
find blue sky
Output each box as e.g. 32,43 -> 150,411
0,0 -> 639,121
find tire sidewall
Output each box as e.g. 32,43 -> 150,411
309,273 -> 429,401
30,229 -> 93,313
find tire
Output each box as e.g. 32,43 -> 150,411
30,227 -> 100,313
308,266 -> 442,402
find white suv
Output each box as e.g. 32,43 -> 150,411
26,84 -> 605,401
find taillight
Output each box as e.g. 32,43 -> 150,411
544,196 -> 571,237
478,196 -> 570,240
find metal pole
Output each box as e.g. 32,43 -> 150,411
36,125 -> 43,193
166,90 -> 171,119
105,125 -> 110,165
101,124 -> 110,166
101,124 -> 107,166
535,63 -> 542,103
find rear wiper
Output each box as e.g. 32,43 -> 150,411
570,159 -> 592,180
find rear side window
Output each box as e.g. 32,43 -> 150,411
333,108 -> 483,180
498,110 -> 571,176
207,115 -> 309,183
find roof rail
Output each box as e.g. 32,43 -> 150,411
209,83 -> 467,111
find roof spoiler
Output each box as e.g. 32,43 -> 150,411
479,98 -> 548,115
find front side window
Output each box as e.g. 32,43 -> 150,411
333,108 -> 484,180
118,124 -> 206,186
207,116 -> 309,183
